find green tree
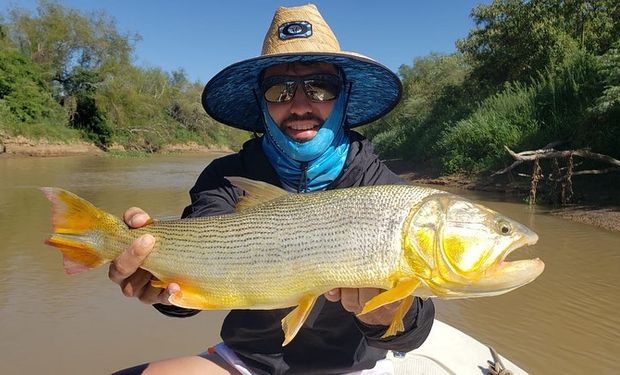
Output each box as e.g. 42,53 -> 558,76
0,17 -> 7,43
457,0 -> 619,88
438,52 -> 612,173
64,67 -> 111,146
0,45 -> 66,124
1,1 -> 248,151
590,39 -> 620,117
458,0 -> 574,87
366,53 -> 473,161
3,1 -> 137,145
7,0 -> 136,86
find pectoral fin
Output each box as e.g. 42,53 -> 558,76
359,278 -> 420,316
382,295 -> 414,338
281,294 -> 318,346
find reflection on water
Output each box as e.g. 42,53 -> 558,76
1,155 -> 619,373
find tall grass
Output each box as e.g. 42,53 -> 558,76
437,52 -> 606,173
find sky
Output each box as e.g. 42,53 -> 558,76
1,1 -> 489,83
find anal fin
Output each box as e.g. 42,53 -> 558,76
382,295 -> 414,338
281,294 -> 318,346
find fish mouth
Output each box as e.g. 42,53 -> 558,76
476,231 -> 544,295
418,229 -> 544,299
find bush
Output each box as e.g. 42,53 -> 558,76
438,52 -> 610,173
0,47 -> 67,125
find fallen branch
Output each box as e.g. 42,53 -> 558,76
493,144 -> 620,206
567,167 -> 620,176
492,146 -> 620,177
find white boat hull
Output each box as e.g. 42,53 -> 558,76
389,319 -> 528,375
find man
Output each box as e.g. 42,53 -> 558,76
112,4 -> 434,374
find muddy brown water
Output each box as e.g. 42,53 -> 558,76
1,154 -> 618,374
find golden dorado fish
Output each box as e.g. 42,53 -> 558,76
42,177 -> 544,345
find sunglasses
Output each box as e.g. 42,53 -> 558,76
261,74 -> 342,103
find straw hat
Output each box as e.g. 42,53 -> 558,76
202,4 -> 402,132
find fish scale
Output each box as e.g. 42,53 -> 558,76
116,184 -> 439,308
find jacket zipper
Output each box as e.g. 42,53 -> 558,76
298,162 -> 309,193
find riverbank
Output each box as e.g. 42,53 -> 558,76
0,135 -> 103,157
385,159 -> 620,233
0,136 -> 230,157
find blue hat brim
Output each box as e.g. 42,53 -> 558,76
202,53 -> 402,132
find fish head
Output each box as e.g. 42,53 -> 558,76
404,194 -> 544,298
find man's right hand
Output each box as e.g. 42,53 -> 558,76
108,207 -> 179,305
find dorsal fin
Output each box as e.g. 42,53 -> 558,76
226,177 -> 289,211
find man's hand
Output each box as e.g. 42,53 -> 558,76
324,288 -> 400,326
108,207 -> 179,305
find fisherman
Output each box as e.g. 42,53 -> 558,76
112,4 -> 434,374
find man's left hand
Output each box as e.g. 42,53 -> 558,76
324,288 -> 399,326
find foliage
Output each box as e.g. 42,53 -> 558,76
0,45 -> 67,124
0,1 -> 248,151
63,66 -> 112,146
1,0 -> 616,169
590,40 -> 620,118
7,1 -> 134,85
365,0 -> 619,177
363,53 -> 472,161
457,0 -> 619,88
438,52 -> 611,173
439,83 -> 539,173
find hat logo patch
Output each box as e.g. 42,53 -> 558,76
279,21 -> 312,40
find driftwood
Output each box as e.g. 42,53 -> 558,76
492,144 -> 620,205
492,145 -> 620,177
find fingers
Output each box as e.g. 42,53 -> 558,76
324,288 -> 341,302
134,281 -> 180,305
335,288 -> 400,326
111,208 -> 177,306
123,207 -> 151,228
109,234 -> 155,284
108,232 -> 171,305
339,288 -> 381,315
160,283 -> 181,304
120,268 -> 153,297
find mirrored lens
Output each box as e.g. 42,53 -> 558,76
303,79 -> 340,102
264,82 -> 296,103
262,74 -> 341,103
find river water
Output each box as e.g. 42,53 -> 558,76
0,154 -> 618,374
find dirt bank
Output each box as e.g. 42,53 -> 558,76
386,159 -> 620,233
159,142 -> 231,153
0,135 -> 103,157
0,136 -> 231,157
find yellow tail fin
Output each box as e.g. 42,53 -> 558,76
41,187 -> 125,275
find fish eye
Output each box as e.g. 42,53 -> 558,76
496,220 -> 512,235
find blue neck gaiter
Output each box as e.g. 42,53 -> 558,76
260,86 -> 350,192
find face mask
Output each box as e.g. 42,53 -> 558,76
260,82 -> 347,162
259,79 -> 351,191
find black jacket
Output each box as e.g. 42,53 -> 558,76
155,131 -> 434,374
